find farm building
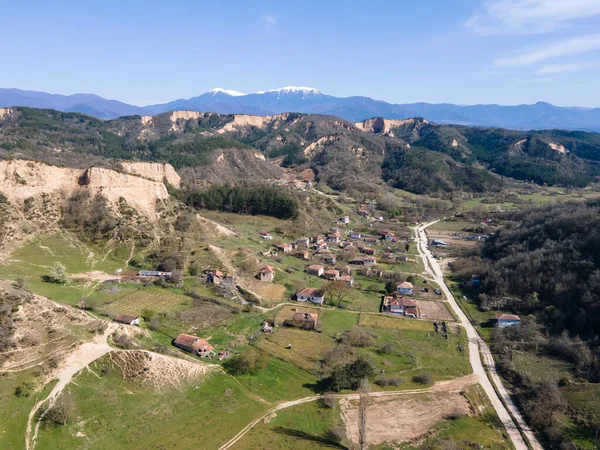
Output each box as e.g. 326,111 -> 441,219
322,254 -> 337,265
397,281 -> 414,296
113,314 -> 139,326
206,270 -> 224,284
259,232 -> 273,240
493,313 -> 521,328
339,275 -> 354,287
296,237 -> 310,248
296,288 -> 325,305
261,319 -> 275,333
363,256 -> 377,265
276,243 -> 296,253
323,269 -> 340,280
296,249 -> 310,260
307,264 -> 324,276
173,334 -> 215,358
259,266 -> 276,282
284,312 -> 319,330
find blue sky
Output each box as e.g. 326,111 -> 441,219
1,0 -> 600,106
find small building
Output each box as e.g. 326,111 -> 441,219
261,319 -> 275,333
138,270 -> 172,278
383,295 -> 418,317
296,237 -> 310,248
206,270 -> 224,284
381,230 -> 395,241
376,216 -> 384,221
340,240 -> 354,249
307,264 -> 324,277
360,247 -> 376,255
113,314 -> 139,326
349,231 -> 362,239
296,249 -> 310,260
323,269 -> 340,281
494,314 -> 521,328
339,275 -> 354,287
276,243 -> 295,253
260,231 -> 273,240
173,334 -> 215,358
339,216 -> 350,224
326,232 -> 341,243
336,266 -> 352,276
397,281 -> 414,296
363,256 -> 377,265
322,254 -> 337,265
296,288 -> 325,305
284,312 -> 319,330
357,210 -> 369,217
430,239 -> 449,248
259,266 -> 276,282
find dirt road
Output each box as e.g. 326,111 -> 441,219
415,221 -> 542,450
25,324 -> 117,450
218,375 -> 477,450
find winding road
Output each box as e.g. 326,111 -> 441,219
415,221 -> 543,450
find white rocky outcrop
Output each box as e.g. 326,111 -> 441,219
548,142 -> 567,154
216,113 -> 295,134
0,107 -> 14,119
0,160 -> 176,217
354,118 -> 426,136
120,161 -> 181,188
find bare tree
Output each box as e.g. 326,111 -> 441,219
323,280 -> 352,307
358,376 -> 370,450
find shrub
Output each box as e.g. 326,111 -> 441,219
379,341 -> 395,354
375,377 -> 403,387
341,327 -> 376,348
412,371 -> 433,385
112,333 -> 135,349
223,347 -> 268,375
14,381 -> 35,398
445,408 -> 466,420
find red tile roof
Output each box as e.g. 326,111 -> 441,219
114,314 -> 137,324
298,288 -> 324,297
260,266 -> 276,274
397,281 -> 414,289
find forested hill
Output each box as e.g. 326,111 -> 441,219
480,201 -> 600,340
1,107 -> 600,195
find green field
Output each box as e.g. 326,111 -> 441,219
34,361 -> 267,450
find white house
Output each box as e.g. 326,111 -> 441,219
296,288 -> 325,305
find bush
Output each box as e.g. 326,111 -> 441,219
40,397 -> 74,427
375,377 -> 403,387
445,408 -> 466,420
341,327 -> 376,348
331,356 -> 375,391
112,333 -> 135,349
14,381 -> 35,398
379,341 -> 395,355
412,371 -> 433,385
223,347 -> 268,375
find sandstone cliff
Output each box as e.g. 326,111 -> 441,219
120,162 -> 181,188
354,117 -> 427,136
0,160 -> 175,217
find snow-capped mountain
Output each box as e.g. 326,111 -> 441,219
2,86 -> 600,131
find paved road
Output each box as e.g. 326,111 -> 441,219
415,221 -> 543,450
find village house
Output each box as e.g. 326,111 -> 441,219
363,236 -> 379,245
296,237 -> 310,248
430,239 -> 449,248
360,247 -> 376,255
284,312 -> 319,330
296,288 -> 325,305
296,249 -> 310,260
349,231 -> 362,239
381,230 -> 396,241
357,210 -> 369,217
340,240 -> 354,249
382,295 -> 418,317
276,243 -> 296,253
363,256 -> 377,265
339,216 -> 350,224
493,313 -> 521,328
206,270 -> 224,284
259,266 -> 276,282
323,269 -> 340,280
397,281 -> 414,296
322,253 -> 337,265
307,264 -> 325,277
113,314 -> 139,326
259,231 -> 273,240
173,334 -> 215,358
326,232 -> 341,243
376,215 -> 384,221
339,275 -> 354,287
223,273 -> 235,284
336,266 -> 352,276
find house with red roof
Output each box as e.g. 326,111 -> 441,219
173,334 -> 215,358
382,295 -> 418,317
307,264 -> 324,276
396,281 -> 414,296
493,313 -> 521,328
296,288 -> 325,305
259,266 -> 276,282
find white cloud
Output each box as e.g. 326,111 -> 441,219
493,34 -> 600,67
537,61 -> 600,74
264,15 -> 276,31
466,0 -> 600,35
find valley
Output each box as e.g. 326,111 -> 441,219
0,106 -> 599,449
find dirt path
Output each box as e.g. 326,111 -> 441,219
415,221 -> 542,450
25,324 -> 117,450
218,375 -> 476,450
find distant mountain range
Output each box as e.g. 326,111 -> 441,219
2,86 -> 600,132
